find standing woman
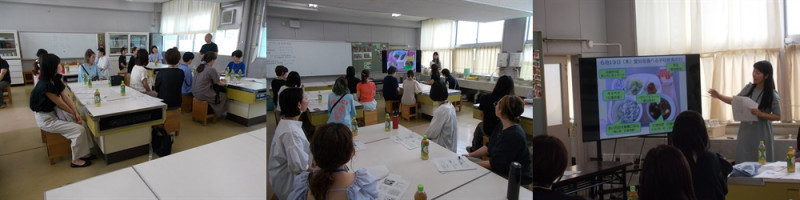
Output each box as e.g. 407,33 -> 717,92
708,61 -> 780,162
345,66 -> 360,94
430,52 -> 441,70
96,48 -> 108,77
30,54 -> 95,167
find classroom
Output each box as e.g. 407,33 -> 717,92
265,0 -> 534,199
531,0 -> 800,199
0,0 -> 268,199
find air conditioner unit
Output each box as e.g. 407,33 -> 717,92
221,9 -> 235,25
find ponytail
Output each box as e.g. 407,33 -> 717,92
196,52 -> 217,73
360,69 -> 369,84
309,171 -> 335,200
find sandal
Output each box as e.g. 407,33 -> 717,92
80,154 -> 97,161
70,160 -> 92,168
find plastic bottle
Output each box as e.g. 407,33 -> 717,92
120,81 -> 126,96
385,113 -> 391,132
351,117 -> 358,136
414,184 -> 427,200
318,91 -> 322,103
108,78 -> 112,87
759,141 -> 767,165
94,89 -> 101,107
627,186 -> 639,200
87,77 -> 92,88
421,135 -> 429,160
789,146 -> 796,173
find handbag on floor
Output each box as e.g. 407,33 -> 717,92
151,126 -> 173,157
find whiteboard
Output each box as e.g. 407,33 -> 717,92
20,32 -> 98,59
266,39 -> 352,78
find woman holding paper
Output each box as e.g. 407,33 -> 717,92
708,60 -> 780,162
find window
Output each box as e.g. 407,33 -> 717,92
521,43 -> 533,80
259,27 -> 266,58
193,33 -> 206,52
178,34 -> 194,52
163,35 -> 177,51
215,29 -> 240,56
456,21 -> 477,46
787,0 -> 800,37
477,20 -> 504,43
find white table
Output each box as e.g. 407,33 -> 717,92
226,78 -> 268,126
435,172 -> 533,200
45,167 -> 157,200
350,125 -> 490,199
61,66 -> 80,82
399,82 -> 463,116
68,81 -> 166,164
353,123 -> 416,144
133,128 -> 267,200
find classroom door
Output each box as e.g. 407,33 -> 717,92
543,62 -> 570,148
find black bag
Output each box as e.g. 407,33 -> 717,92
151,126 -> 173,157
213,84 -> 226,104
110,75 -> 123,86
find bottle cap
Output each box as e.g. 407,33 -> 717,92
417,184 -> 424,191
630,186 -> 635,191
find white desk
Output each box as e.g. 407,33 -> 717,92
226,78 -> 268,126
67,81 -> 166,164
436,172 -> 533,200
352,123 -> 416,144
134,128 -> 267,200
45,167 -> 157,200
350,126 -> 489,199
61,66 -> 80,82
399,83 -> 462,116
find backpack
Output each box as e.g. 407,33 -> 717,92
151,126 -> 173,157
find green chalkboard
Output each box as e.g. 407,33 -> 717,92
351,42 -> 388,74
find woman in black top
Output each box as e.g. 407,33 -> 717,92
382,67 -> 401,101
127,47 -> 138,74
30,54 -> 95,168
640,145 -> 697,200
441,68 -> 458,90
670,111 -> 731,200
118,47 -> 128,72
346,66 -> 360,94
271,65 -> 288,107
529,135 -> 571,200
464,95 -> 532,185
467,75 -> 515,152
154,48 -> 185,110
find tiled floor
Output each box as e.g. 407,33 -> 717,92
266,98 -> 482,198
0,84 -> 266,200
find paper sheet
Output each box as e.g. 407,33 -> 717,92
432,156 -> 477,172
377,174 -> 410,200
732,96 -> 759,122
390,132 -> 422,150
354,140 -> 366,152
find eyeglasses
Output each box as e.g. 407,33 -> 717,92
493,101 -> 499,107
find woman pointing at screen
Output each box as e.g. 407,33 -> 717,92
708,60 -> 780,163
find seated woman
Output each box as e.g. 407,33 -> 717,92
30,53 -> 96,168
78,49 -> 103,83
670,110 -> 731,200
464,95 -> 532,185
191,52 -> 227,117
32,49 -> 48,85
530,135 -> 570,199
129,49 -> 156,96
424,78 -> 457,152
148,45 -> 164,64
468,75 -> 515,152
275,71 -> 302,114
327,77 -> 357,130
269,87 -> 313,200
428,70 -> 448,103
356,69 -> 377,111
288,123 -> 379,200
382,67 -> 401,102
401,70 -> 422,106
640,145 -> 697,200
153,48 -> 185,110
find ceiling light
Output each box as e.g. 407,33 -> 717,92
391,13 -> 401,17
267,1 -> 319,11
308,4 -> 318,8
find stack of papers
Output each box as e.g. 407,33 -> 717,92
432,156 -> 477,172
377,174 -> 410,200
390,132 -> 422,150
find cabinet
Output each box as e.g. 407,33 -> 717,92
0,30 -> 21,59
8,60 -> 23,85
105,32 -> 149,56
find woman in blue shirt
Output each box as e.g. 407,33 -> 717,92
288,123 -> 379,200
177,52 -> 194,95
226,50 -> 246,74
78,49 -> 102,83
148,45 -> 164,64
327,77 -> 357,130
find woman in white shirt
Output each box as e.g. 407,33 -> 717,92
96,47 -> 108,77
269,87 -> 313,200
129,49 -> 156,96
401,70 -> 422,106
424,76 -> 458,153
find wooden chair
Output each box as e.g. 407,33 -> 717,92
192,98 -> 216,126
400,104 -> 418,121
452,100 -> 462,112
164,108 -> 181,136
361,110 -> 378,126
23,71 -> 33,84
42,130 -> 72,165
385,100 -> 400,115
181,95 -> 193,113
124,74 -> 130,86
2,86 -> 11,104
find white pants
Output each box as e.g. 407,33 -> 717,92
35,108 -> 92,160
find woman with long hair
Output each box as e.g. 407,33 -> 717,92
327,77 -> 357,130
191,52 -> 227,116
356,69 -> 377,111
640,145 -> 697,200
669,110 -> 731,200
467,75 -> 515,152
708,60 -> 780,162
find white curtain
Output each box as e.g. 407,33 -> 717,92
421,50 -> 453,73
453,48 -> 473,76
161,0 -> 221,35
636,0 -> 783,122
421,19 -> 455,73
521,43 -> 533,80
636,0 -> 782,55
786,45 -> 800,121
474,45 -> 501,75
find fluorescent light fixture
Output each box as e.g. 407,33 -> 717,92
268,1 -> 319,11
391,13 -> 401,17
308,3 -> 318,8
